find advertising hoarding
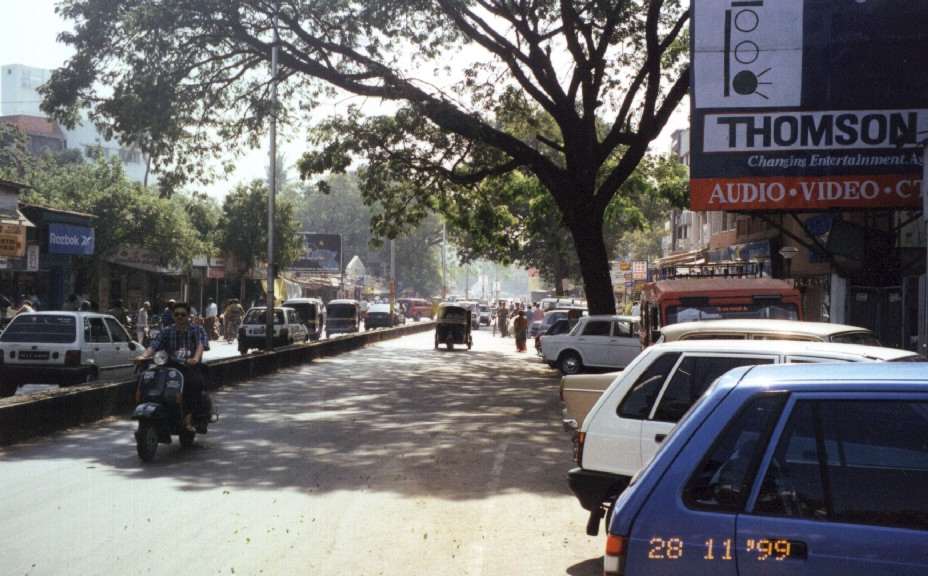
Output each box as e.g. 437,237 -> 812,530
290,233 -> 342,272
691,0 -> 928,211
48,223 -> 95,255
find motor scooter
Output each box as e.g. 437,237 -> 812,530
133,350 -> 218,462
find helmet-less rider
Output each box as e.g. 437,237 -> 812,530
135,301 -> 208,433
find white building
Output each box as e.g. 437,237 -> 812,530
1,63 -> 150,184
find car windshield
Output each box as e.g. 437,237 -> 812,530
830,331 -> 881,346
0,315 -> 78,343
328,305 -> 356,318
439,307 -> 468,321
243,309 -> 284,324
666,303 -> 800,324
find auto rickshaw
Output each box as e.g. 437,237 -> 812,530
434,303 -> 473,351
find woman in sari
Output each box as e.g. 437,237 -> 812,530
513,310 -> 528,352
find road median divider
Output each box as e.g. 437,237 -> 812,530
0,320 -> 435,446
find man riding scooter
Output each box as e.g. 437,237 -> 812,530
135,301 -> 209,433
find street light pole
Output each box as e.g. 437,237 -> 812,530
441,222 -> 447,299
389,237 -> 396,317
265,6 -> 279,352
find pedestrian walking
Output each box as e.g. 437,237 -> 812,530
531,303 -> 544,323
136,301 -> 150,344
496,302 -> 509,337
204,297 -> 219,340
513,310 -> 528,352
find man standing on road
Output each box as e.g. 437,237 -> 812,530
204,298 -> 219,340
161,299 -> 176,329
531,303 -> 544,324
136,301 -> 150,345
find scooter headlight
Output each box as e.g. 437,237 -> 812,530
153,350 -> 169,366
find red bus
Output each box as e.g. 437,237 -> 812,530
639,278 -> 802,347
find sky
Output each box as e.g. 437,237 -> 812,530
0,0 -> 687,200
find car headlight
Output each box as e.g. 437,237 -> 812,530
153,350 -> 169,366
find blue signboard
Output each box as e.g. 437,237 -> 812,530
48,223 -> 94,255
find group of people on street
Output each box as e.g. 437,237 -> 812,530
495,301 -> 545,353
131,297 -> 246,345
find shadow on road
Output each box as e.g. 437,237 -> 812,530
1,332 -> 581,503
566,557 -> 603,576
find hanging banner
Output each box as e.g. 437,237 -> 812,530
26,244 -> 39,271
690,0 -> 928,211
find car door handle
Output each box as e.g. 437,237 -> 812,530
654,434 -> 667,443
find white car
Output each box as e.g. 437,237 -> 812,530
0,311 -> 143,396
658,318 -> 880,345
541,315 -> 640,374
238,306 -> 308,354
566,339 -> 922,535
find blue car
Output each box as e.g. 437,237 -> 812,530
604,362 -> 928,576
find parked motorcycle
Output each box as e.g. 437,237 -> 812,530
132,350 -> 218,462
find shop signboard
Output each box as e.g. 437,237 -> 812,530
290,233 -> 342,272
48,223 -> 95,255
0,225 -> 25,257
26,244 -> 39,271
632,261 -> 648,281
691,0 -> 928,211
206,266 -> 225,279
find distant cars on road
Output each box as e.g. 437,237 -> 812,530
238,306 -> 308,354
604,362 -> 928,576
0,311 -> 143,397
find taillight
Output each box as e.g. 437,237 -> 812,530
603,534 -> 628,575
575,431 -> 586,467
64,350 -> 81,367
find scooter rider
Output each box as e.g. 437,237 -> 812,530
135,301 -> 208,433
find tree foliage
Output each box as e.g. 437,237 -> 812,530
219,180 -> 303,275
289,173 -> 442,297
42,0 -> 690,313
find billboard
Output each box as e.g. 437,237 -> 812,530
48,223 -> 95,255
290,233 -> 342,272
691,0 -> 928,211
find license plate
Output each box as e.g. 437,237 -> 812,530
248,327 -> 265,335
19,351 -> 50,361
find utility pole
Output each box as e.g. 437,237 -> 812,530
441,222 -> 447,299
920,142 -> 927,356
389,238 -> 396,318
265,5 -> 279,352
465,265 -> 469,300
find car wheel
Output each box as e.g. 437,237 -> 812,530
238,345 -> 248,355
558,351 -> 582,375
136,423 -> 159,462
0,381 -> 18,398
179,430 -> 196,448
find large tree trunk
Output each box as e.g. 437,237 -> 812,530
568,211 -> 616,315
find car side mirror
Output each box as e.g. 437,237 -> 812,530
128,342 -> 137,351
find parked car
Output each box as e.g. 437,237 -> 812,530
326,299 -> 361,335
603,362 -> 928,576
0,311 -> 144,396
238,307 -> 308,354
560,318 -> 884,427
541,315 -> 640,375
534,308 -> 587,354
282,298 -> 326,341
566,340 -> 921,535
365,303 -> 403,329
659,318 -> 880,345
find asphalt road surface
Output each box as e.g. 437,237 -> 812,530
0,328 -> 603,576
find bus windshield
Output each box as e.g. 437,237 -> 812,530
666,302 -> 799,324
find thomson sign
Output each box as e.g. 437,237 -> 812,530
691,0 -> 928,211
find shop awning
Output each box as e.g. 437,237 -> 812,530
0,210 -> 35,228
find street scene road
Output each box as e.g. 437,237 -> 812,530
0,329 -> 602,576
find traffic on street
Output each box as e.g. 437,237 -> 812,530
2,1 -> 928,575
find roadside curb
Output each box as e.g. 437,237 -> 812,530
0,321 -> 435,446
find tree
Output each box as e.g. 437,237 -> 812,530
42,1 -> 689,314
219,180 -> 303,276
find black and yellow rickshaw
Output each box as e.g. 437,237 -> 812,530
434,303 -> 473,351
